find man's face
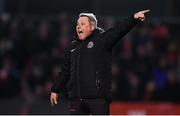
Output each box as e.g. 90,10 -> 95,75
76,16 -> 94,40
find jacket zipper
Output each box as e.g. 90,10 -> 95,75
77,42 -> 82,99
96,71 -> 100,90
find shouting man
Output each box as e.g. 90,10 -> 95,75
50,9 -> 150,115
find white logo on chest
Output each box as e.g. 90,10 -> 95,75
87,41 -> 94,48
70,48 -> 76,52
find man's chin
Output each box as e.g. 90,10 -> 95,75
79,36 -> 86,40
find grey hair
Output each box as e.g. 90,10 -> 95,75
79,13 -> 97,29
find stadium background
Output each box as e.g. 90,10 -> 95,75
0,0 -> 180,114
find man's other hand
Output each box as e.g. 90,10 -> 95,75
50,92 -> 58,106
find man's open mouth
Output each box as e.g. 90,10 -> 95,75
78,31 -> 83,36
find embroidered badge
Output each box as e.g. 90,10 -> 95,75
87,41 -> 94,48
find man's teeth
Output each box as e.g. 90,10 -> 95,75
79,32 -> 83,35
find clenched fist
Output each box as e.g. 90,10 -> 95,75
134,9 -> 150,21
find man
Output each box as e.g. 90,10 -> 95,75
50,10 -> 150,115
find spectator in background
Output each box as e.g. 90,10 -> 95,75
163,69 -> 180,102
152,55 -> 168,101
0,56 -> 21,98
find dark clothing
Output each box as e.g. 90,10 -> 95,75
51,15 -> 140,101
69,98 -> 110,115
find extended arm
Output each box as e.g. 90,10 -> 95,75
102,9 -> 150,49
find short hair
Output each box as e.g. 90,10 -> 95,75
79,13 -> 97,29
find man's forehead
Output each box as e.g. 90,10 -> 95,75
77,16 -> 90,22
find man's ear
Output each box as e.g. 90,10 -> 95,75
91,25 -> 95,31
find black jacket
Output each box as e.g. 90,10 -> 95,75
51,15 -> 140,100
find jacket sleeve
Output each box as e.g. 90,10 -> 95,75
102,15 -> 140,49
51,47 -> 70,93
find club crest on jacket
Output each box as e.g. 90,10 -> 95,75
87,41 -> 94,48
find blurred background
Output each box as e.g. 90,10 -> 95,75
0,0 -> 180,114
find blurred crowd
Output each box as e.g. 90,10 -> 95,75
0,13 -> 179,107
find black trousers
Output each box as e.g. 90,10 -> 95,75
68,98 -> 110,115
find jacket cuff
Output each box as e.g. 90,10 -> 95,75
51,84 -> 61,93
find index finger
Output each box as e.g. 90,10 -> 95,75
141,9 -> 150,14
54,98 -> 57,104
